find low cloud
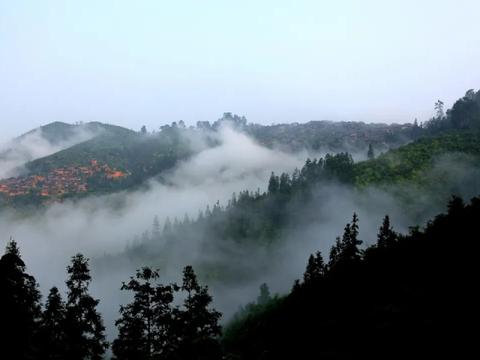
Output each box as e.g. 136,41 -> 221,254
0,125 -> 96,179
1,126 -> 478,340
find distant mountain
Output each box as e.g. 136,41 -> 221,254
4,86 -> 479,209
0,116 -> 421,208
247,119 -> 418,153
0,125 -> 200,206
15,121 -> 123,146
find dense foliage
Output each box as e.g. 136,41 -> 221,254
0,243 -> 221,360
222,196 -> 479,359
1,197 -> 478,359
112,266 -> 222,360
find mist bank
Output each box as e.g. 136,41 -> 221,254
1,126 -> 479,341
0,125 -> 98,179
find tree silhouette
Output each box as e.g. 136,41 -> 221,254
64,254 -> 108,360
112,267 -> 177,360
329,213 -> 362,271
303,251 -> 325,284
0,239 -> 42,360
39,287 -> 67,359
376,215 -> 397,248
257,283 -> 271,305
178,266 -> 222,360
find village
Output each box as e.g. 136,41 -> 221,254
0,160 -> 127,198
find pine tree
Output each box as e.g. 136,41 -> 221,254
279,173 -> 291,194
0,239 -> 42,360
377,215 -> 397,248
64,254 -> 108,360
328,237 -> 342,268
257,283 -> 271,305
39,287 -> 67,360
178,266 -> 222,360
163,217 -> 173,234
303,251 -> 325,284
342,213 -> 362,261
268,172 -> 279,193
152,215 -> 161,239
330,213 -> 362,270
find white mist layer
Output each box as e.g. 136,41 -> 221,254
1,127 -> 477,340
0,126 -> 96,179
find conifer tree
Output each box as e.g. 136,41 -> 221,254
39,287 -> 67,360
377,215 -> 397,248
64,254 -> 108,360
178,266 -> 222,360
303,251 -> 325,284
268,172 -> 279,193
0,239 -> 42,360
152,215 -> 161,239
329,213 -> 362,270
257,283 -> 271,305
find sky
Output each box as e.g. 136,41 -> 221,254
1,0 -> 479,141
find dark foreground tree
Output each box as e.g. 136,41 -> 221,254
376,215 -> 397,248
0,239 -> 42,360
38,287 -> 67,359
178,266 -> 222,360
64,254 -> 108,360
303,251 -> 325,284
112,267 -> 177,360
223,196 -> 480,359
113,265 -> 222,360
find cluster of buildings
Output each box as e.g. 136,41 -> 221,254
0,160 -> 127,198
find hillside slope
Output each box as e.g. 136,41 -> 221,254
222,196 -> 478,359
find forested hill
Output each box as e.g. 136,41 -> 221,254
0,117 -> 417,207
2,195 -> 477,359
112,128 -> 480,289
1,88 -> 479,208
221,196 -> 479,359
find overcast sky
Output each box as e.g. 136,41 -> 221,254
1,0 -> 479,141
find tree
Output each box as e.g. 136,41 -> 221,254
268,172 -> 279,193
377,215 -> 397,248
112,267 -> 177,360
257,283 -> 271,305
0,239 -> 42,360
39,287 -> 67,360
328,237 -> 342,268
152,215 -> 161,239
279,173 -> 291,194
435,100 -> 445,120
367,143 -> 375,160
329,213 -> 362,270
178,266 -> 222,360
303,251 -> 325,284
141,125 -> 147,134
64,254 -> 108,360
342,213 -> 362,261
163,217 -> 172,234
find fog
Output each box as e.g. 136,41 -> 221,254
1,127 -> 478,340
0,126 -> 96,179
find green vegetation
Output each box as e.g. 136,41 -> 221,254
221,196 -> 479,359
2,196 -> 477,359
354,130 -> 480,186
